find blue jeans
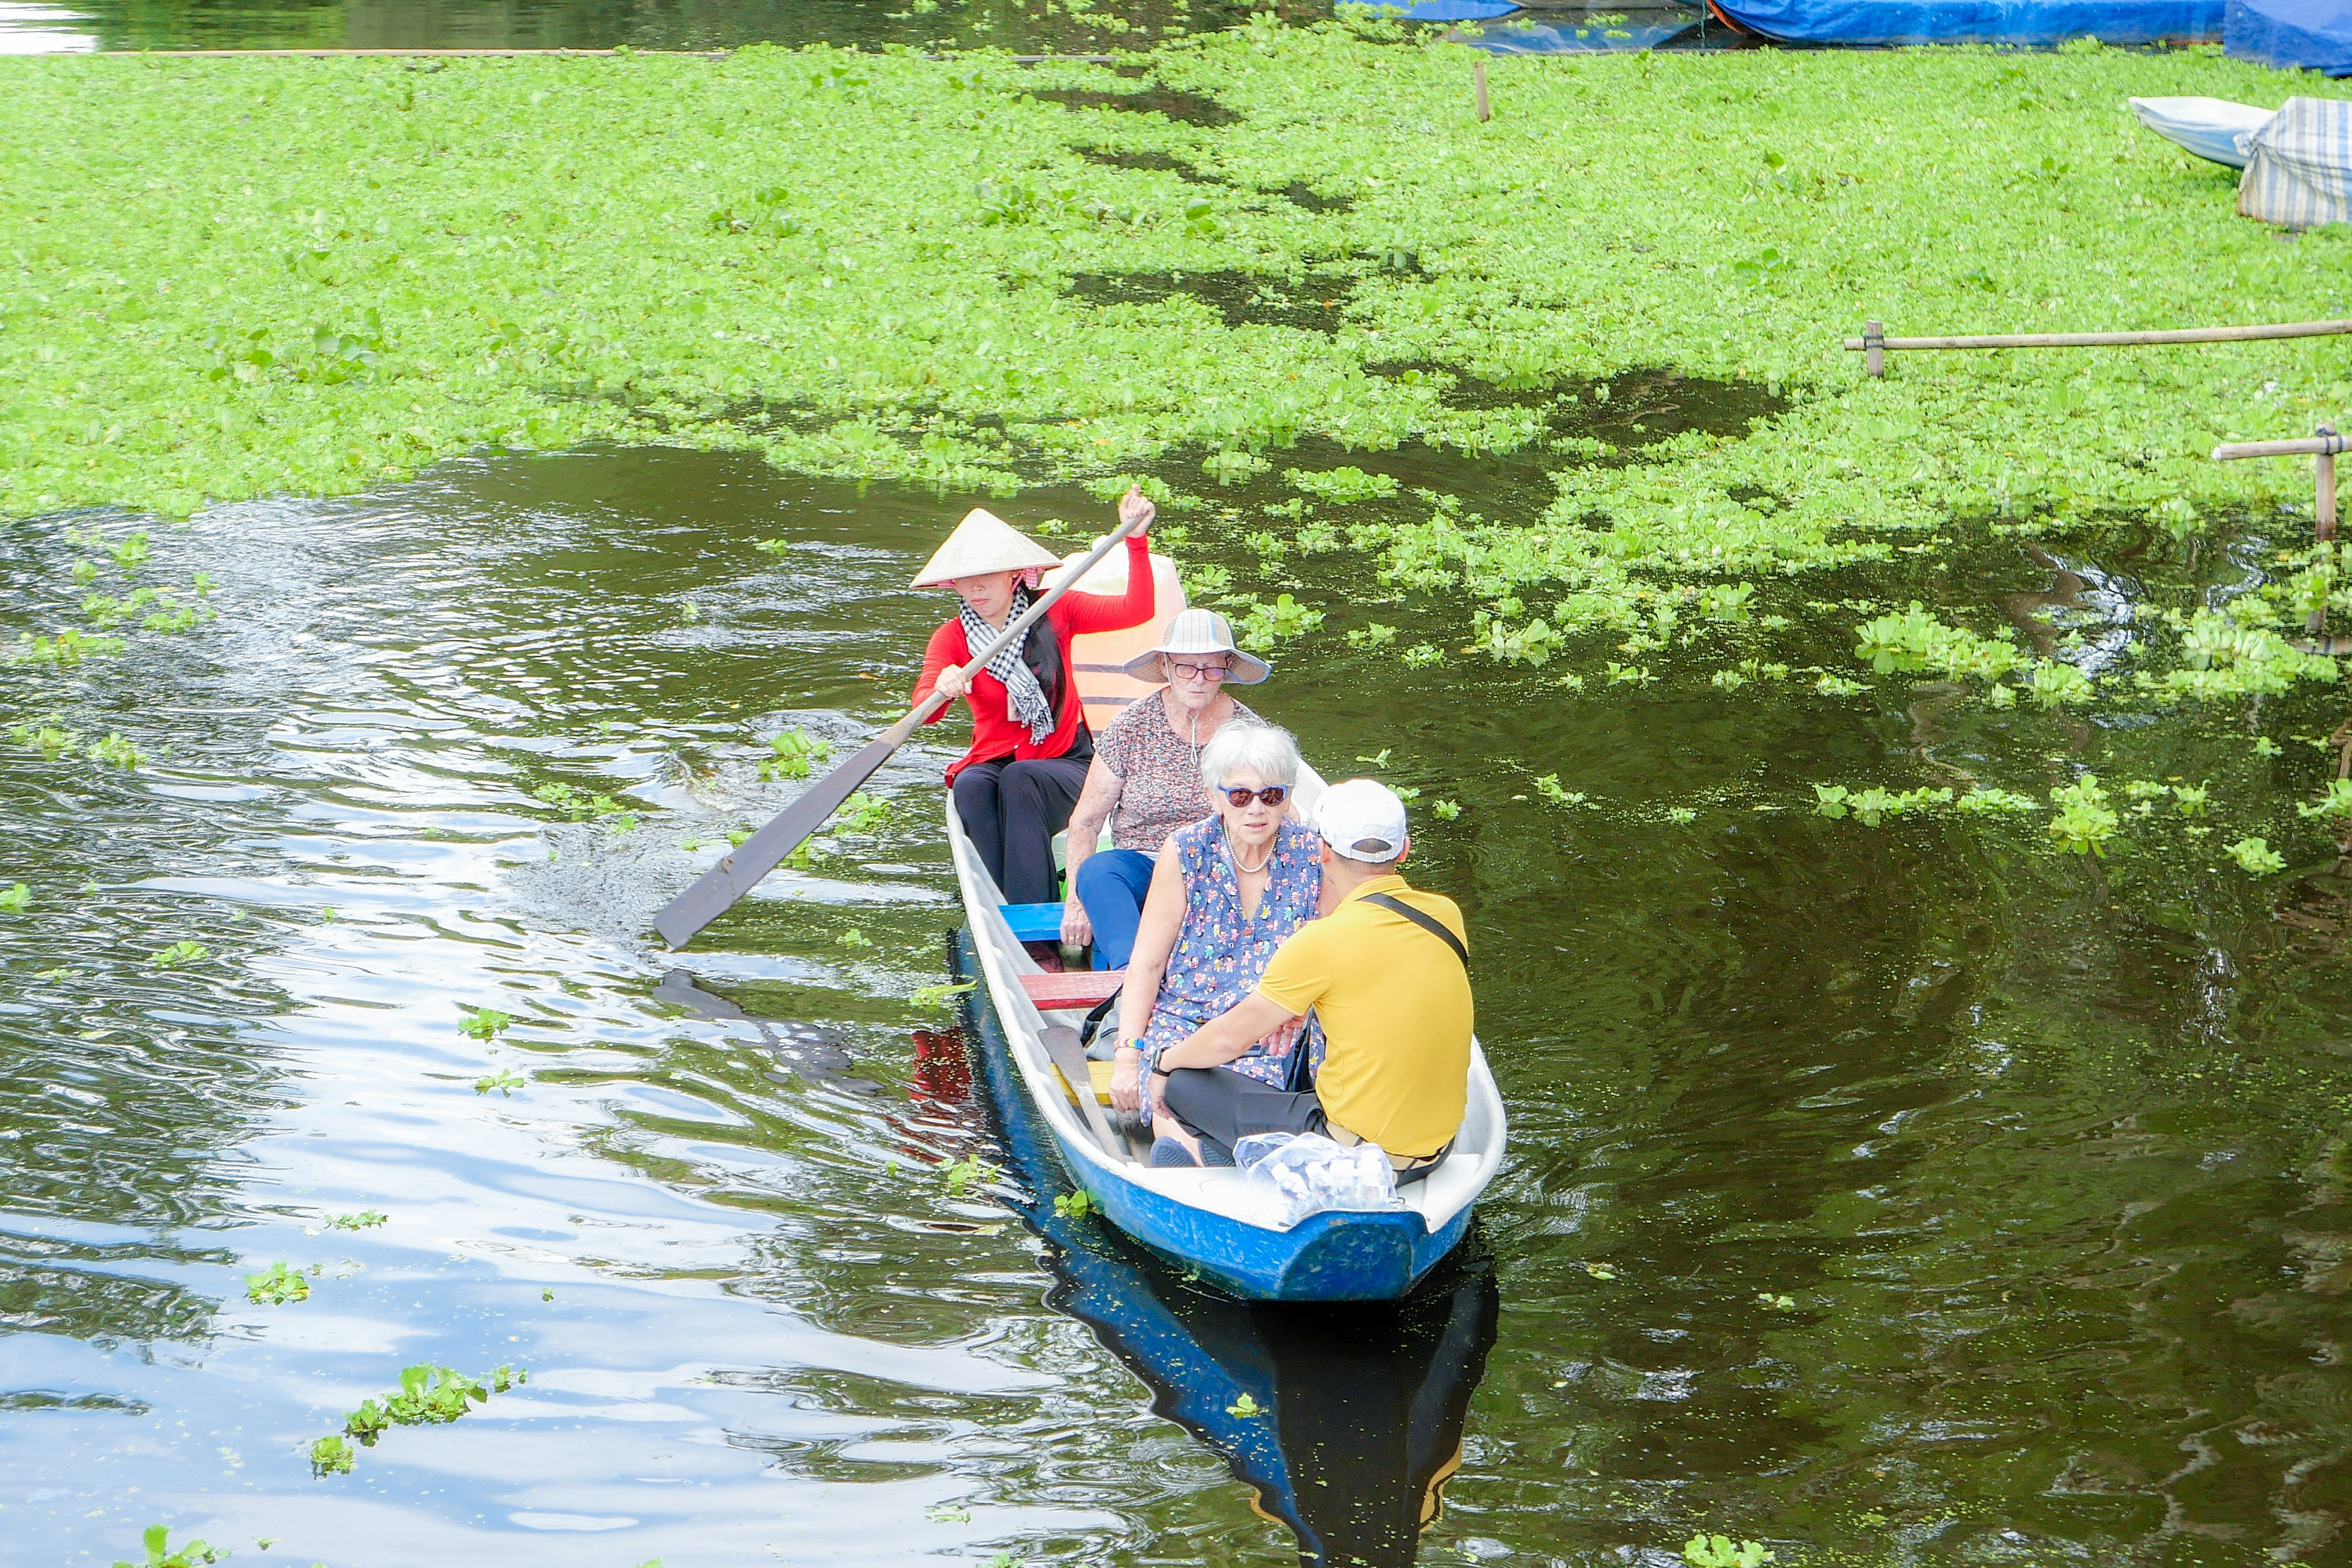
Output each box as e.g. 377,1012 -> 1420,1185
1074,848 -> 1157,970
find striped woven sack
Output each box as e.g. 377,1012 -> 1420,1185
2239,95 -> 2352,227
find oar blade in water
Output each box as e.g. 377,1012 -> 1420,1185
653,728 -> 905,948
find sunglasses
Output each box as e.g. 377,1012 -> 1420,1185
1167,660 -> 1230,682
1220,785 -> 1289,807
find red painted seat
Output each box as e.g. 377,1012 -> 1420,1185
1018,969 -> 1124,1009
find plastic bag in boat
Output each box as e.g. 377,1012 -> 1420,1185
1234,1133 -> 1403,1230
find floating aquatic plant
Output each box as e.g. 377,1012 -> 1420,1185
334,1362 -> 526,1463
474,1068 -> 526,1095
146,941 -> 208,969
1684,1537 -> 1774,1568
2298,780 -> 2352,819
2049,776 -> 2119,857
10,721 -> 81,757
18,629 -> 124,666
531,781 -> 631,822
1052,1189 -> 1098,1220
1814,785 -> 1952,826
113,1526 -> 225,1568
1533,776 -> 1586,807
909,980 -> 976,1008
2227,836 -> 2286,874
245,1261 -> 311,1305
939,1153 -> 992,1196
1285,465 -> 1396,503
0,884 -> 28,913
458,1006 -> 512,1040
326,1209 -> 387,1230
1230,593 -> 1323,651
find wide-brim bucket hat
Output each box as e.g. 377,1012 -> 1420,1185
1121,607 -> 1272,685
910,508 -> 1067,588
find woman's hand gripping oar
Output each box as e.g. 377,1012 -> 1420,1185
652,493 -> 1155,949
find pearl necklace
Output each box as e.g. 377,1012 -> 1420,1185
1228,831 -> 1275,876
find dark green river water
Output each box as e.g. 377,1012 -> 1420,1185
9,421 -> 2352,1567
6,8 -> 2352,1567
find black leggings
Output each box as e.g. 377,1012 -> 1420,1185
1161,1067 -> 1326,1155
1162,1067 -> 1440,1185
953,754 -> 1091,906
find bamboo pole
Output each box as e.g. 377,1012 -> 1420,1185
1473,58 -> 1490,122
103,48 -> 1119,61
2211,432 -> 2351,461
1849,318 -> 2352,357
2214,425 -> 2345,634
103,47 -> 725,56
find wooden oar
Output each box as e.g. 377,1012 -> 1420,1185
653,506 -> 1151,949
1042,1024 -> 1133,1163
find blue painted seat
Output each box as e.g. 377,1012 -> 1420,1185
999,903 -> 1064,943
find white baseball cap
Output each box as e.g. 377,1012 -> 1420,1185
1315,778 -> 1409,863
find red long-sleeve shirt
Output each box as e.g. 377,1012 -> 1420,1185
912,533 -> 1157,784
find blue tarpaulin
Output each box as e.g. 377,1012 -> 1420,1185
1388,0 -> 1523,18
2226,0 -> 2352,73
1706,0 -> 2221,43
1463,13 -> 1704,49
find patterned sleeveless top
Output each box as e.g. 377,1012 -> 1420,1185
1139,815 -> 1323,1086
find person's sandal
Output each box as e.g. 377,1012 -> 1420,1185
1149,1136 -> 1200,1168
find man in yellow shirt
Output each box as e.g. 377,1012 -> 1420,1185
1151,778 -> 1473,1175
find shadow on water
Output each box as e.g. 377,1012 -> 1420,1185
1071,150 -> 1356,213
950,930 -> 1499,1568
1067,268 -> 1364,333
1026,83 -> 1241,129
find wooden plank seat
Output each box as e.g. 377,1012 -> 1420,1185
1018,968 -> 1124,1010
1051,1055 -> 1120,1108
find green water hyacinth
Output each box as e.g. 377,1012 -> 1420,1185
2050,774 -> 2120,857
1,36 -> 2347,550
114,1525 -> 225,1568
2228,835 -> 2287,874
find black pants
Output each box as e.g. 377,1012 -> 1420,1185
953,754 -> 1091,906
1163,1067 -> 1442,1184
1161,1067 -> 1326,1157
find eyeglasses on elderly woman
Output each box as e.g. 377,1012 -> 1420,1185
1167,658 -> 1230,682
1219,785 -> 1289,807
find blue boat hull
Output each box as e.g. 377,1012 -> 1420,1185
957,937 -> 1473,1302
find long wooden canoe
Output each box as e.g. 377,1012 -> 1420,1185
944,761 -> 1508,1302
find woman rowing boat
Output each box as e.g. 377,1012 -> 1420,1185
910,491 -> 1158,923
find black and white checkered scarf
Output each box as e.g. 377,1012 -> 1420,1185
958,586 -> 1057,744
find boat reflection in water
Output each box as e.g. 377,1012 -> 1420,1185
955,935 -> 1500,1567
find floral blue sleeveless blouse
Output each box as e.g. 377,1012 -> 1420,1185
1139,815 -> 1323,1085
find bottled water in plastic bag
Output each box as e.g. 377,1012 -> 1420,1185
1233,1132 -> 1403,1230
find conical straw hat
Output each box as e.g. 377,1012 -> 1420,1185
910,509 -> 1066,588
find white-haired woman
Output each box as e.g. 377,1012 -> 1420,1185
909,489 -> 1156,911
1060,607 -> 1271,970
1112,720 -> 1322,1167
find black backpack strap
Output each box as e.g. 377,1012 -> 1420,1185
1361,893 -> 1468,972
1078,987 -> 1123,1052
